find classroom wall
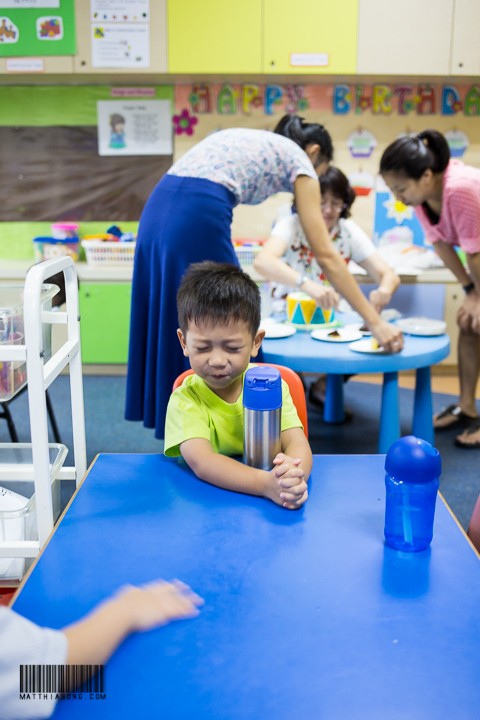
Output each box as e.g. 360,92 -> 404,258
172,81 -> 480,240
1,79 -> 479,259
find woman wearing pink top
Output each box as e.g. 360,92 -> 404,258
380,130 -> 480,448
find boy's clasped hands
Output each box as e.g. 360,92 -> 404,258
269,452 -> 308,509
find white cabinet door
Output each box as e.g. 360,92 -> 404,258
357,0 -> 453,75
451,0 -> 480,75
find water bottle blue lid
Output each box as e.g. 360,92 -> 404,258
243,366 -> 282,411
385,435 -> 441,482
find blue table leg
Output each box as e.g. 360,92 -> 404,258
378,372 -> 400,453
413,366 -> 433,446
324,374 -> 344,423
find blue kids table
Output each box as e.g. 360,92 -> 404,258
262,330 -> 450,452
12,453 -> 480,719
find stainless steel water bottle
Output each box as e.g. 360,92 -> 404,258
243,366 -> 282,470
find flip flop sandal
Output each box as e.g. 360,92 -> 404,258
455,419 -> 480,449
433,404 -> 477,431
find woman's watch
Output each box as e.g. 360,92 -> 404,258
295,273 -> 308,289
462,281 -> 475,295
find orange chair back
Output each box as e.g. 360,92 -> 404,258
172,363 -> 308,438
467,494 -> 480,554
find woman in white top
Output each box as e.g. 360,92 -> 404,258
125,116 -> 403,439
255,166 -> 400,313
254,166 -> 400,409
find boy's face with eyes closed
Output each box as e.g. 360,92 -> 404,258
177,319 -> 264,402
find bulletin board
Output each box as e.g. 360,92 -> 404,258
0,0 -> 76,57
0,85 -> 173,221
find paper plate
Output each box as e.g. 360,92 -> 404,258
349,339 -> 388,354
311,327 -> 363,343
262,323 -> 297,339
395,317 -> 447,337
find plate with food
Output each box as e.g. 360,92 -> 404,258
311,327 -> 363,343
344,322 -> 372,336
395,317 -> 447,336
349,338 -> 388,354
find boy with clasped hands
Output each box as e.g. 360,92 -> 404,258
164,262 -> 312,509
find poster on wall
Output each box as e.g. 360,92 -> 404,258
0,0 -> 75,56
91,0 -> 149,22
97,100 -> 172,156
373,177 -> 425,248
90,0 -> 150,67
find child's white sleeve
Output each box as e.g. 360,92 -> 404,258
0,606 -> 68,720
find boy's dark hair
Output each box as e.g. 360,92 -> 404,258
177,261 -> 261,337
380,130 -> 450,179
319,166 -> 356,219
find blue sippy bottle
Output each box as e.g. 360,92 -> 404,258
384,435 -> 441,552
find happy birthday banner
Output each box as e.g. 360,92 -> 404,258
174,83 -> 480,124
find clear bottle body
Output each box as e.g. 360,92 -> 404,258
384,474 -> 439,552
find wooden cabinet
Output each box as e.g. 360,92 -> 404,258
451,0 -> 480,75
263,0 -> 358,74
168,0 -> 262,74
79,283 -> 131,364
357,0 -> 453,75
74,0 -> 167,73
168,0 -> 356,75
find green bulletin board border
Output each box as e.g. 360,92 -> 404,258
0,0 -> 76,57
0,85 -> 174,125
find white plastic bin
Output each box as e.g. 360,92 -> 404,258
0,283 -> 58,401
0,443 -> 67,579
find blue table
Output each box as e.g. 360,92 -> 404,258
12,453 -> 480,720
262,330 -> 450,452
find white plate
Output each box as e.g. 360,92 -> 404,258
311,327 -> 363,343
395,317 -> 447,336
262,323 -> 297,339
344,322 -> 372,336
349,338 -> 388,354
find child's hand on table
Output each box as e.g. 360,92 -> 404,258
112,580 -> 204,632
263,453 -> 308,510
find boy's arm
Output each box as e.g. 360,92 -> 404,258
279,427 -> 313,479
64,580 -> 203,666
180,438 -> 307,509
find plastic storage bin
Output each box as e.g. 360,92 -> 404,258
33,237 -> 80,262
233,241 -> 263,268
0,443 -> 67,579
0,284 -> 58,401
82,239 -> 136,265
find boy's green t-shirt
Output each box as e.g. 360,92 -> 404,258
164,369 -> 302,457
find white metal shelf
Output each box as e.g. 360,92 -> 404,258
0,257 -> 87,568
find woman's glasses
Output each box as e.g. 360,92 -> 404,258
320,198 -> 345,212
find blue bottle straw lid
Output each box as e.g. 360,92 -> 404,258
243,366 -> 282,411
385,435 -> 441,483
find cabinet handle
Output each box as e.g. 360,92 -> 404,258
458,62 -> 464,67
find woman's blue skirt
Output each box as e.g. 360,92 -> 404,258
125,175 -> 238,438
